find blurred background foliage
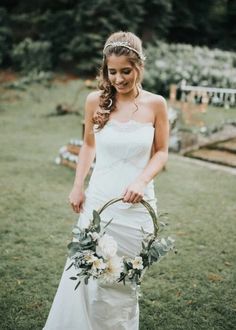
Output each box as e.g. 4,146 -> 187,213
144,42 -> 236,95
0,0 -> 236,93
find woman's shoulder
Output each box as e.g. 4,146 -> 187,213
142,89 -> 166,106
141,90 -> 168,121
86,90 -> 101,105
84,90 -> 102,117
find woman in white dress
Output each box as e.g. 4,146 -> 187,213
43,31 -> 169,330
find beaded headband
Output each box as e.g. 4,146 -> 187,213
103,41 -> 146,61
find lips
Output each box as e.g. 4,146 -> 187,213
116,84 -> 127,89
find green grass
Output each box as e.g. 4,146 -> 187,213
197,104 -> 236,127
0,79 -> 236,330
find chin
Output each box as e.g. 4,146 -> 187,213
116,85 -> 134,94
117,89 -> 129,94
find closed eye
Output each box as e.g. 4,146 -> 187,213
123,70 -> 131,74
108,69 -> 132,75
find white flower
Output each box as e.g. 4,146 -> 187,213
88,231 -> 100,241
131,257 -> 144,270
100,256 -> 123,283
92,257 -> 107,271
83,251 -> 96,264
96,234 -> 118,259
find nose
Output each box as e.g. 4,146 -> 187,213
115,74 -> 124,84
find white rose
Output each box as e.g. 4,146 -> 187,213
96,234 -> 118,259
100,255 -> 123,283
83,251 -> 96,264
92,257 -> 107,271
131,256 -> 144,270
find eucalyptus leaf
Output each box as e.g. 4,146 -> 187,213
72,227 -> 81,235
78,243 -> 95,251
127,262 -> 133,269
68,244 -> 82,257
74,281 -> 81,290
141,226 -> 145,235
93,210 -> 101,226
148,254 -> 152,264
79,237 -> 92,245
67,242 -> 80,250
65,262 -> 74,271
103,218 -> 113,229
150,247 -> 160,259
141,242 -> 146,250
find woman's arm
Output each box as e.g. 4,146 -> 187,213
123,96 -> 169,203
137,95 -> 169,184
69,91 -> 99,213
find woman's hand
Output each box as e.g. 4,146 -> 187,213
122,180 -> 146,204
68,185 -> 85,213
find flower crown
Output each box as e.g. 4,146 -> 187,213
103,41 -> 146,61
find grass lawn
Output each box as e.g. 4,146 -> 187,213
0,78 -> 236,330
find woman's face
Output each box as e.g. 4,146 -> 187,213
107,54 -> 139,94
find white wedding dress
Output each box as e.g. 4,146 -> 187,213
43,119 -> 157,330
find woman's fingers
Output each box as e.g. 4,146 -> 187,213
75,206 -> 81,213
73,204 -> 83,213
68,188 -> 85,213
129,192 -> 137,203
123,190 -> 143,203
69,199 -> 84,213
133,193 -> 143,203
122,190 -> 132,203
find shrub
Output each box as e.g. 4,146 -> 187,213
0,7 -> 12,65
143,42 -> 236,96
11,38 -> 52,73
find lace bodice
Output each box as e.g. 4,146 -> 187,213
86,119 -> 156,207
95,119 -> 154,170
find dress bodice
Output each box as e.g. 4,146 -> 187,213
86,119 -> 156,208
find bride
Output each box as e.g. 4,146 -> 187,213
43,31 -> 169,330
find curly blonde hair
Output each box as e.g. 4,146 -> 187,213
93,31 -> 145,129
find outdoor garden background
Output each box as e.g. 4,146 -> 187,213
0,1 -> 236,329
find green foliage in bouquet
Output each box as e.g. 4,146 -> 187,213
66,198 -> 175,290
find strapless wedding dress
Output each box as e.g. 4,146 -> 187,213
43,119 -> 157,330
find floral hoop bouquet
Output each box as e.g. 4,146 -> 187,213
66,197 -> 175,290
